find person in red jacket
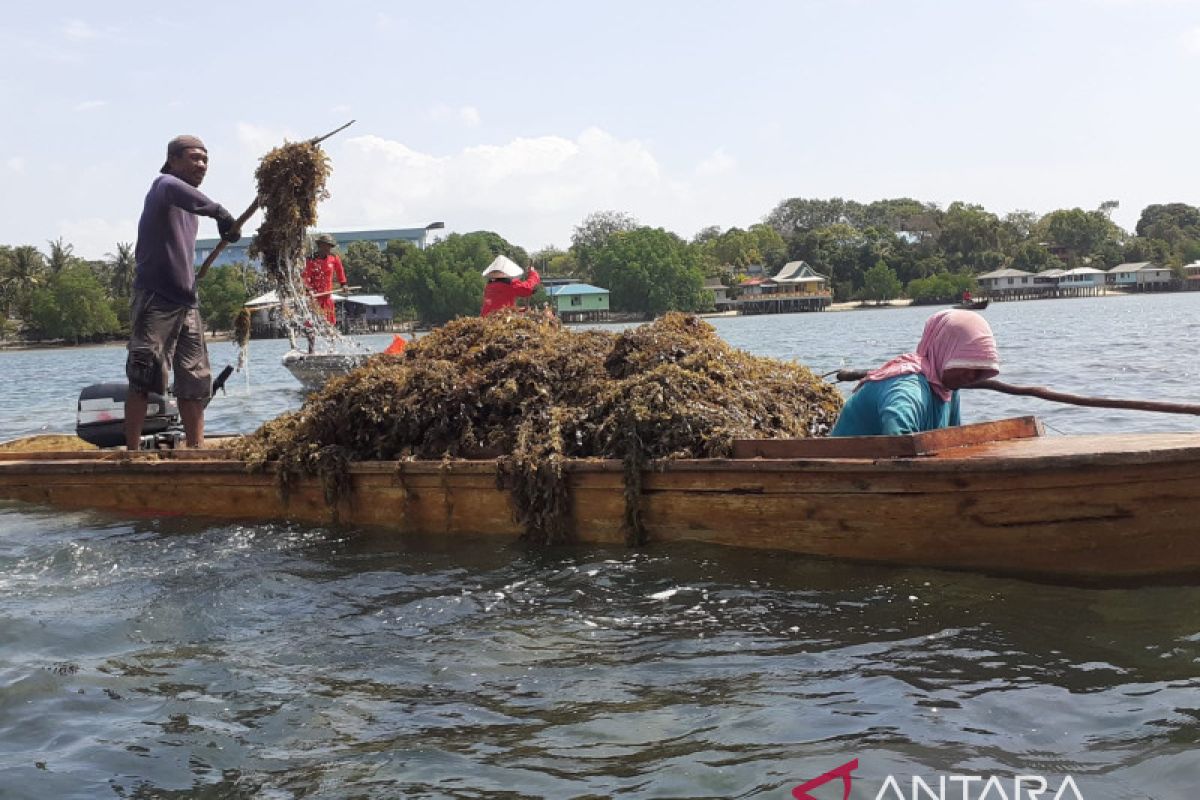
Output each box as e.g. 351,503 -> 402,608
480,255 -> 540,317
303,233 -> 347,325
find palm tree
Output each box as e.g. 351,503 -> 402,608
107,242 -> 136,300
5,246 -> 47,318
47,237 -> 77,274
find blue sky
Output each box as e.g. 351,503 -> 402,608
3,0 -> 1199,258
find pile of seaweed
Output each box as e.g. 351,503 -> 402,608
234,312 -> 843,545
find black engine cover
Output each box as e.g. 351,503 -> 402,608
76,383 -> 179,448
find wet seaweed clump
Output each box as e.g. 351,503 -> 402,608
234,312 -> 843,545
246,141 -> 331,285
233,307 -> 252,372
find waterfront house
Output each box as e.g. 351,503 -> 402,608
977,268 -> 1034,298
546,283 -> 611,322
734,261 -> 831,314
1108,261 -> 1172,290
703,278 -> 733,311
772,261 -> 831,292
1058,266 -> 1107,288
337,294 -> 394,333
1107,261 -> 1151,287
241,290 -> 395,336
1135,264 -> 1173,289
979,266 -> 1107,300
1033,268 -> 1065,288
1185,261 -> 1200,290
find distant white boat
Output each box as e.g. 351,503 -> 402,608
281,352 -> 370,391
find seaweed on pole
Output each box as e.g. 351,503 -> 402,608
245,140 -> 342,348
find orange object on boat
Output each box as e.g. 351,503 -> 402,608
383,335 -> 407,355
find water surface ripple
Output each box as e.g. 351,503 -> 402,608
2,294 -> 1199,798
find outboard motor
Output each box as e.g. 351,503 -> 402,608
76,365 -> 234,449
76,384 -> 179,448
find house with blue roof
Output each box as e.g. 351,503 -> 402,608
545,282 -> 611,322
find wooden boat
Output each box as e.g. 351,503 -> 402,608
3,417 -> 1200,582
954,299 -> 989,310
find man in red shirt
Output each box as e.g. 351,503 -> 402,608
480,255 -> 540,317
303,233 -> 347,325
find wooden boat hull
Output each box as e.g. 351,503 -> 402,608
3,419 -> 1200,581
954,300 -> 989,310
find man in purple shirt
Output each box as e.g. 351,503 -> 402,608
125,135 -> 241,449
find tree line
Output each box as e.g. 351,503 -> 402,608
3,198 -> 1199,341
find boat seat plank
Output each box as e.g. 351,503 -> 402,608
732,417 -> 1043,459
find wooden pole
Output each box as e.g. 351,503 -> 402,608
195,120 -> 356,282
833,370 -> 1200,416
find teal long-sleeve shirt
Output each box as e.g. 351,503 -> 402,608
830,374 -> 961,437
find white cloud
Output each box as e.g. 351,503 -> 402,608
317,127 -> 751,248
58,216 -> 137,258
696,148 -> 736,177
6,157 -> 25,173
74,100 -> 107,112
235,121 -> 299,154
1184,25 -> 1200,53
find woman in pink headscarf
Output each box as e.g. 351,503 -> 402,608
830,309 -> 1000,436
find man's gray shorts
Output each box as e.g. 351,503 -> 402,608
126,290 -> 211,400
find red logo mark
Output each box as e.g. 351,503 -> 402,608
792,758 -> 859,800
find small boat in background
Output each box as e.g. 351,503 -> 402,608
282,336 -> 406,391
282,352 -> 370,391
955,299 -> 989,310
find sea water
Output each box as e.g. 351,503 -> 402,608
1,294 -> 1198,798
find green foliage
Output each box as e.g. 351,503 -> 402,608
383,231 -> 528,326
699,224 -> 788,274
765,196 -> 941,239
46,237 -> 82,275
1010,241 -> 1061,273
937,202 -> 1002,269
531,245 -> 579,277
198,263 -> 251,333
341,240 -> 388,293
1134,203 -> 1200,266
860,261 -> 902,304
0,245 -> 48,318
27,264 -> 119,343
590,227 -> 706,314
1037,207 -> 1123,265
905,272 -> 976,305
786,224 -> 900,300
106,242 -> 136,300
570,210 -> 638,281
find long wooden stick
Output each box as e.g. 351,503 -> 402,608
244,286 -> 364,310
834,369 -> 1200,416
196,120 -> 356,281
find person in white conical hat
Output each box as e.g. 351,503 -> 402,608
480,255 -> 541,317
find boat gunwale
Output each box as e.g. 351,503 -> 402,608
3,435 -> 1200,476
